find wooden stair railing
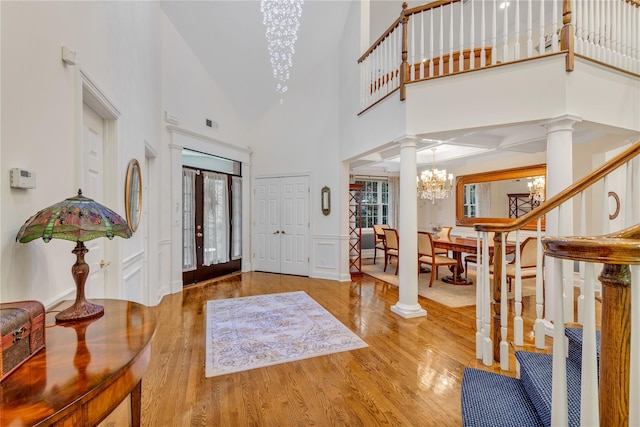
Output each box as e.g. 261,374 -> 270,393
474,140 -> 640,369
542,225 -> 640,426
471,142 -> 640,425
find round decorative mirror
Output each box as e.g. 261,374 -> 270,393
125,159 -> 142,232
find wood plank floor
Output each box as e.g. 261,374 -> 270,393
104,270 -> 561,426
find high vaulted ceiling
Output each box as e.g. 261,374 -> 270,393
161,0 -> 352,123
161,1 -> 631,175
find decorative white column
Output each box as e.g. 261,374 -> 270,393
543,115 -> 581,325
391,138 -> 426,318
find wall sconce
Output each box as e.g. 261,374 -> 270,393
321,186 -> 331,216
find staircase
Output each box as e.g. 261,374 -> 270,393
461,328 -> 600,427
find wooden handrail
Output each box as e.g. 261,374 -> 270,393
358,0 -> 464,64
543,232 -> 640,264
475,140 -> 640,233
357,16 -> 403,64
404,0 -> 460,17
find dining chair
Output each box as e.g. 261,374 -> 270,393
383,228 -> 399,275
434,226 -> 452,255
418,231 -> 458,286
372,224 -> 390,264
464,232 -> 495,278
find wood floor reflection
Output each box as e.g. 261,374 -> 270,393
103,270 -> 559,426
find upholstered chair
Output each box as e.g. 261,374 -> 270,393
418,231 -> 458,286
383,228 -> 399,275
372,224 -> 390,264
434,226 -> 452,255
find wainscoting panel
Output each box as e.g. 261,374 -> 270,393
311,234 -> 344,281
123,250 -> 144,304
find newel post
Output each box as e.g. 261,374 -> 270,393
561,0 -> 574,71
598,263 -> 631,425
399,2 -> 409,101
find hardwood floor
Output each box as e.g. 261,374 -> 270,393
104,270 -> 555,426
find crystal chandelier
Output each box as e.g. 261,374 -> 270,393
417,148 -> 454,203
260,0 -> 304,103
528,176 -> 546,202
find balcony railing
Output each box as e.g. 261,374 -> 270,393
358,0 -> 640,114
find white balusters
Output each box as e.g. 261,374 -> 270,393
420,12 -> 425,79
577,191 -> 586,325
439,5 -> 444,76
500,232 -> 509,371
481,0 -> 487,66
580,262 -> 600,425
459,1 -> 464,71
527,0 -> 533,57
475,230 -> 484,360
575,0 -> 584,55
492,0 -> 498,64
482,233 -> 493,366
410,16 -> 415,82
535,217 -> 546,349
502,0 -> 509,62
552,0 -> 559,53
470,0 -> 475,69
539,0 -> 545,57
513,0 -> 520,60
449,3 -> 454,75
513,229 -> 523,346
551,257 -> 569,427
360,0 -> 638,110
429,12 -> 434,77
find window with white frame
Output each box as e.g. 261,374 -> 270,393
355,179 -> 389,228
464,183 -> 478,217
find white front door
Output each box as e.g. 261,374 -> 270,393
254,176 -> 309,275
82,103 -> 106,297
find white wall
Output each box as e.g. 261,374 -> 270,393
248,37 -> 343,280
161,12 -> 252,295
1,1 -> 162,307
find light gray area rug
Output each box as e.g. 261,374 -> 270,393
205,291 -> 368,377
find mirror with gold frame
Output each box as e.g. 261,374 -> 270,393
125,159 -> 142,232
455,164 -> 546,230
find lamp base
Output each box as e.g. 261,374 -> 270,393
55,301 -> 104,323
54,241 -> 104,324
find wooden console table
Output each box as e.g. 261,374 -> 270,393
1,299 -> 156,427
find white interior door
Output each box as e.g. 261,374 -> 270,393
82,102 -> 106,297
280,176 -> 309,275
254,176 -> 309,275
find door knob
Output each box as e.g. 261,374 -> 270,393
197,232 -> 203,237
273,230 -> 280,234
281,230 -> 286,234
100,260 -> 111,269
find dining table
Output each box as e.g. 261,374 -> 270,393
432,235 -> 516,285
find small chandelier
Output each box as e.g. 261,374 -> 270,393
528,176 -> 546,202
417,148 -> 454,203
260,0 -> 304,103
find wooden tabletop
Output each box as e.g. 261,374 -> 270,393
1,299 -> 156,427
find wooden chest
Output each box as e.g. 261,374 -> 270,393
0,300 -> 46,381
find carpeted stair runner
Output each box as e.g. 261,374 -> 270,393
461,327 -> 600,426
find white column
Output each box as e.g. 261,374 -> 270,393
543,115 -> 581,326
391,139 -> 426,318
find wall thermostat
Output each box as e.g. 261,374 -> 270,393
10,168 -> 36,189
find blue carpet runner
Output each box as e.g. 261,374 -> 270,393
461,328 -> 599,427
